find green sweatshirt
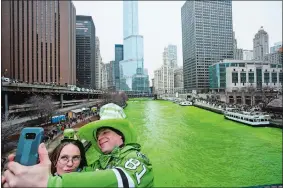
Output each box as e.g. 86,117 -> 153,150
48,143 -> 154,187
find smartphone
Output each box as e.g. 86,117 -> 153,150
15,127 -> 44,166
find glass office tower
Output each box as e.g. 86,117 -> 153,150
120,1 -> 147,91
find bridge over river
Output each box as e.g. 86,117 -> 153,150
86,99 -> 282,187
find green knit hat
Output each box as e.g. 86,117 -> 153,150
78,118 -> 137,153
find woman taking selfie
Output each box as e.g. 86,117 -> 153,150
49,139 -> 87,176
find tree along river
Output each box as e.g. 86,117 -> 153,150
86,99 -> 282,187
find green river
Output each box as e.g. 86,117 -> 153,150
86,99 -> 282,187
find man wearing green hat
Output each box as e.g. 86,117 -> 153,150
2,104 -> 154,188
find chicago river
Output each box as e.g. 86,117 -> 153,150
86,99 -> 282,187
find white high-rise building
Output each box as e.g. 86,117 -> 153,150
243,50 -> 254,60
95,37 -> 102,89
253,26 -> 269,61
154,65 -> 174,94
163,45 -> 177,68
101,62 -> 108,90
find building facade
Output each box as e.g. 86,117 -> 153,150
181,1 -> 233,92
174,67 -> 184,93
233,31 -> 243,60
151,78 -> 155,93
76,15 -> 95,89
163,45 -> 178,68
101,62 -> 108,90
95,37 -> 102,89
264,51 -> 282,65
209,60 -> 282,92
132,68 -> 150,92
114,44 -> 123,90
243,50 -> 253,60
120,1 -> 146,91
107,61 -> 115,90
253,26 -> 269,61
154,65 -> 174,94
234,49 -> 243,60
270,41 -> 282,53
1,1 -> 76,85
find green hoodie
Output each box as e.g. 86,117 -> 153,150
48,143 -> 154,187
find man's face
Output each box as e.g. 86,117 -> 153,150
96,128 -> 124,154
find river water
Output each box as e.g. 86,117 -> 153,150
87,99 -> 282,187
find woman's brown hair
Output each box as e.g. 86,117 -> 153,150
49,139 -> 87,175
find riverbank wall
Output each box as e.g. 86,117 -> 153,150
193,101 -> 282,129
193,101 -> 224,114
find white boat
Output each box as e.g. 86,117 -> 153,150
179,101 -> 193,106
224,108 -> 271,126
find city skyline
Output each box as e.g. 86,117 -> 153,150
73,1 -> 282,80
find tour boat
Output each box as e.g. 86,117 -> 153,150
179,101 -> 193,106
224,108 -> 271,126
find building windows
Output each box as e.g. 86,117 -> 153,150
240,72 -> 246,83
279,72 -> 283,83
248,72 -> 254,83
270,64 -> 277,68
271,72 -> 277,84
232,72 -> 238,84
264,72 -> 270,84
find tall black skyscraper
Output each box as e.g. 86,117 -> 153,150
181,1 -> 233,92
76,15 -> 96,88
115,44 -> 123,90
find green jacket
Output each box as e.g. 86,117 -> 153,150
48,143 -> 154,187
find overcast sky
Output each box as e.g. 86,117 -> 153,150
73,1 -> 282,80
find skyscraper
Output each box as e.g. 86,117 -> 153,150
233,31 -> 243,60
108,61 -> 115,90
95,37 -> 102,89
253,26 -> 269,61
154,65 -> 174,95
181,1 -> 233,92
163,45 -> 178,68
115,44 -> 123,90
76,15 -> 96,89
1,1 -> 76,85
120,1 -> 146,91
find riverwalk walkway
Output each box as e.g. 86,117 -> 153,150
2,115 -> 98,159
2,100 -> 102,127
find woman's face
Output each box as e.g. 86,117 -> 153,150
56,143 -> 81,175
